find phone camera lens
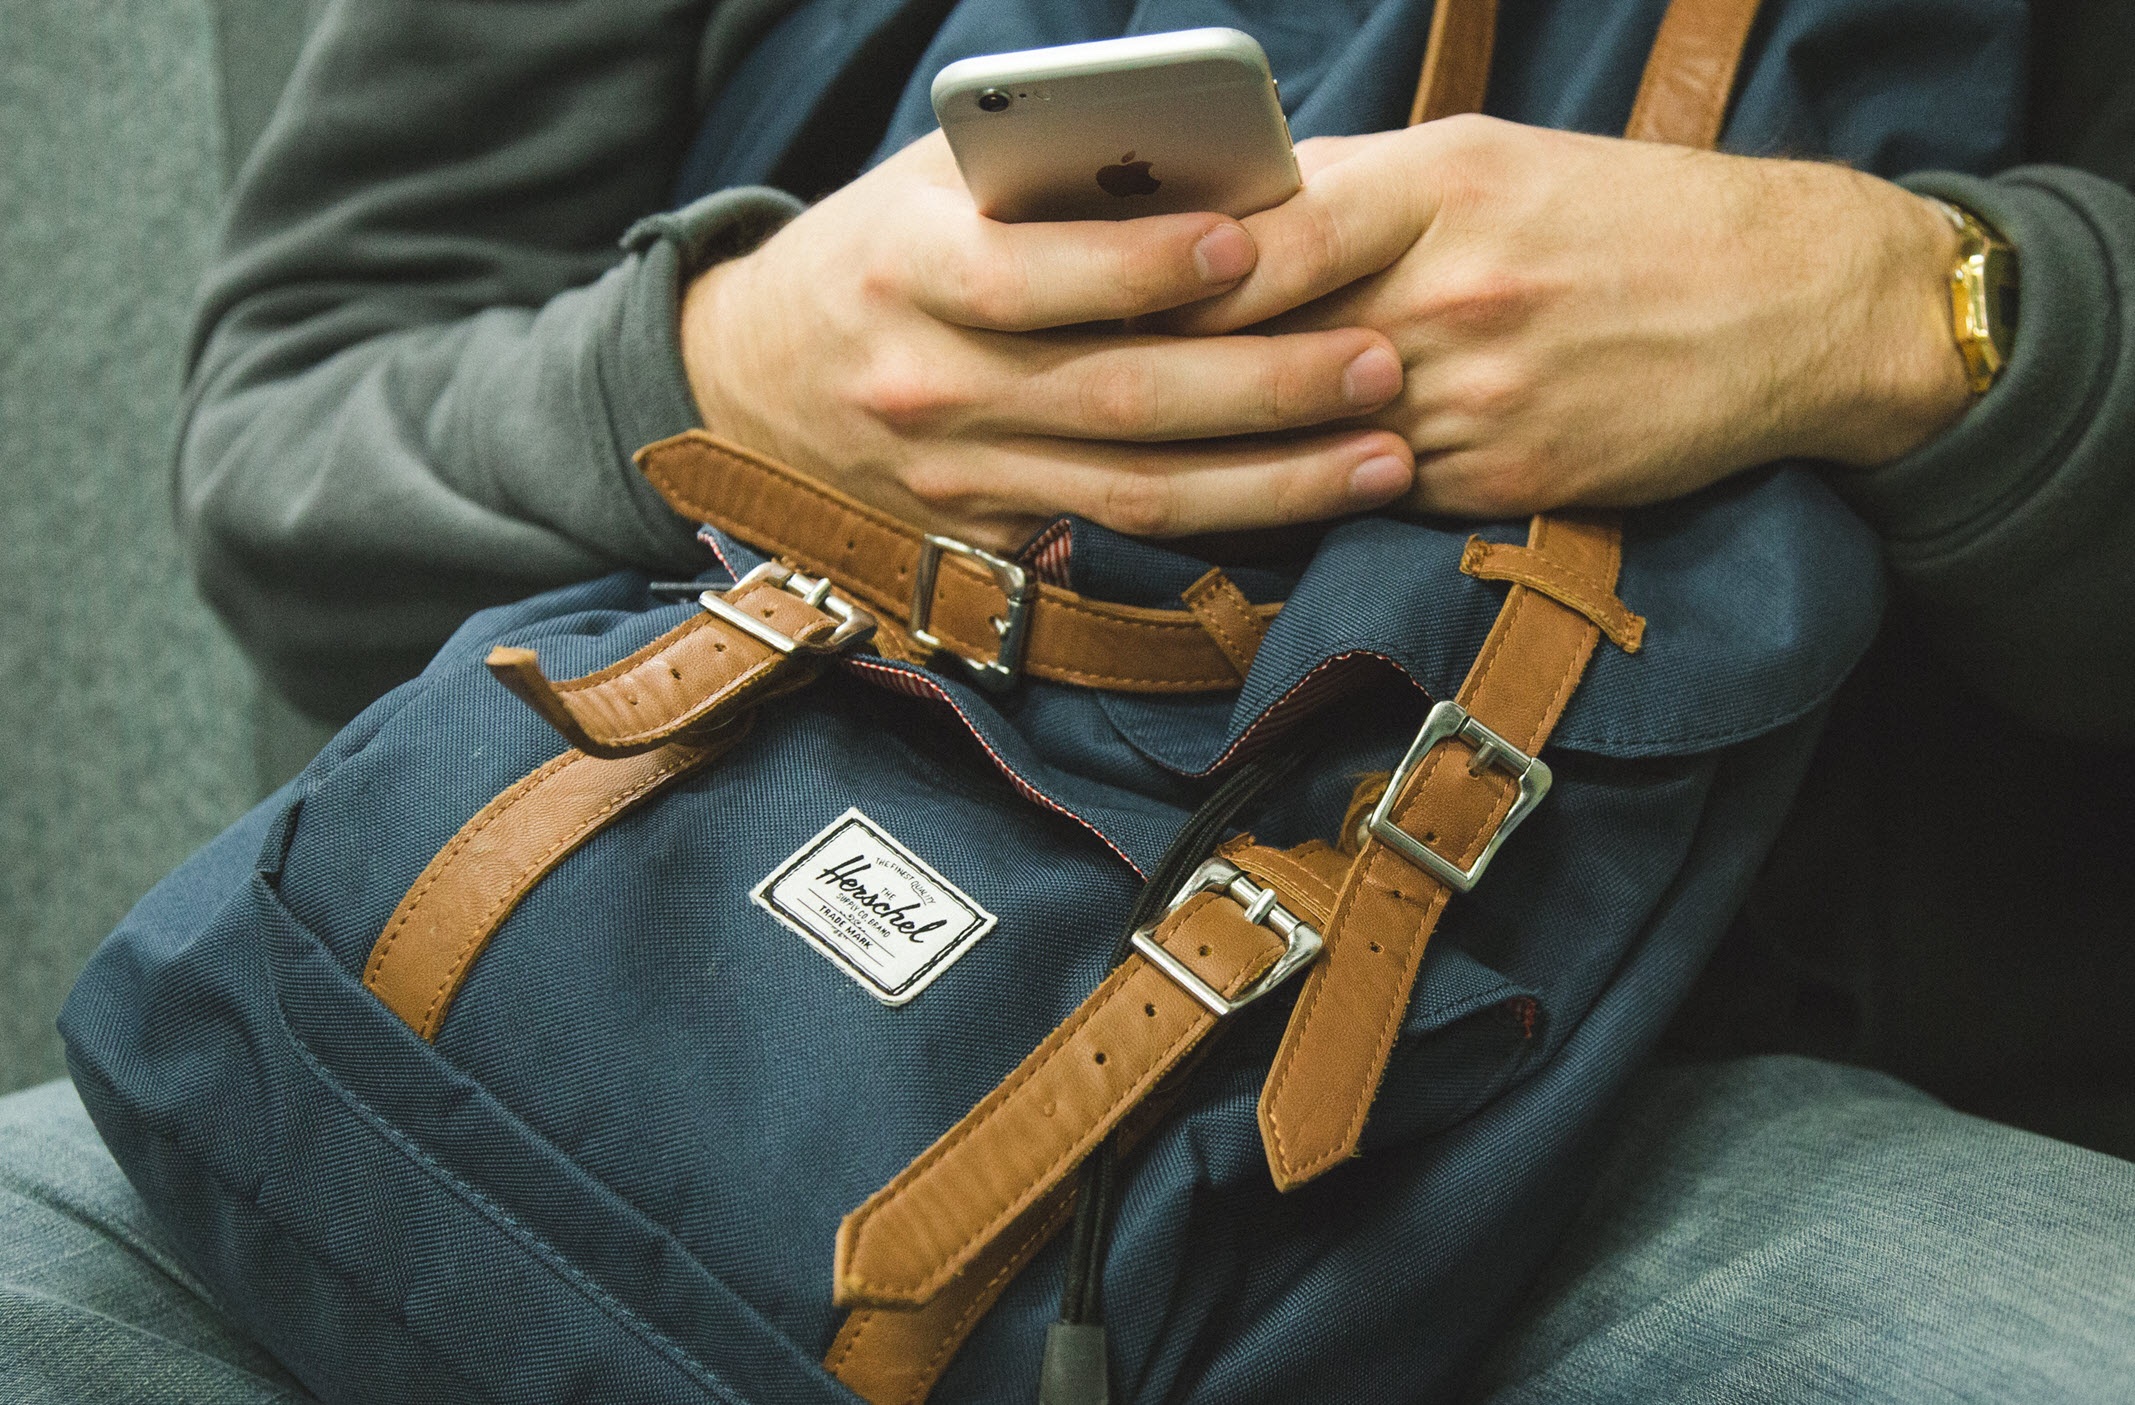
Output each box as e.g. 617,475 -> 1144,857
976,89 -> 1011,112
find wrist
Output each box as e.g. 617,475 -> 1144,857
1788,179 -> 1977,469
678,254 -> 766,449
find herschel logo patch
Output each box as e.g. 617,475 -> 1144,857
752,808 -> 998,1005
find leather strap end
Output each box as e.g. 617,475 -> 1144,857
486,646 -> 608,753
831,893 -> 1284,1310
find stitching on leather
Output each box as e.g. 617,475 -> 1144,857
1267,519 -> 1619,1178
364,749 -> 580,993
906,1195 -> 1077,1402
647,445 -> 1266,688
1182,576 -> 1260,678
848,976 -> 1185,1299
849,913 -> 1276,1300
1260,745 -> 1452,1181
563,657 -> 782,750
1231,847 -> 1336,922
1462,540 -> 1642,648
547,614 -> 719,694
1263,554 -> 1569,1181
413,746 -> 713,1038
845,962 -> 1138,1287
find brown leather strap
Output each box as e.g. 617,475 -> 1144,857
487,566 -> 864,758
638,432 -> 1278,693
1256,515 -> 1618,1189
820,0 -> 1767,1383
1180,569 -> 1271,680
1410,0 -> 1498,125
832,869 -> 1297,1309
1624,0 -> 1765,148
827,1061 -> 1204,1403
1461,536 -> 1645,652
363,731 -> 744,1040
829,1175 -> 1079,1404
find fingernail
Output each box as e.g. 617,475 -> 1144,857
1348,455 -> 1412,503
1193,224 -> 1254,283
1342,346 -> 1402,406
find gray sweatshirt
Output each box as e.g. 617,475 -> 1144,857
179,0 -> 2135,742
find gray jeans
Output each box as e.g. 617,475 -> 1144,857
4,1058 -> 2131,1404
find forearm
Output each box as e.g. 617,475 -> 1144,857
178,0 -> 799,721
1836,167 -> 2135,742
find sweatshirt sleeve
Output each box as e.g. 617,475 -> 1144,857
178,0 -> 802,722
1833,166 -> 2135,743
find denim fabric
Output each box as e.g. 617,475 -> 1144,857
14,1062 -> 2135,1402
0,1079 -> 309,1404
1467,1057 -> 2135,1404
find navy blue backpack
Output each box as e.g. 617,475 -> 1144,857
60,1 -> 2018,1400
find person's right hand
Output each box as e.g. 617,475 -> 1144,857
678,131 -> 1416,551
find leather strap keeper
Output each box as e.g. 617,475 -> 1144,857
1461,535 -> 1645,652
638,431 -> 1278,693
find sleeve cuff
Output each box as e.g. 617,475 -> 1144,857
1834,168 -> 2119,567
599,186 -> 806,554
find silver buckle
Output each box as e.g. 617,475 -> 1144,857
1366,700 -> 1552,894
1128,858 -> 1322,1017
908,534 -> 1036,692
700,562 -> 876,655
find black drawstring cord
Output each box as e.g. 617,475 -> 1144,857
1038,747 -> 1309,1405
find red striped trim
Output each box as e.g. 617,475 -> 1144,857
1020,520 -> 1074,588
840,657 -> 1146,877
1192,651 -> 1426,777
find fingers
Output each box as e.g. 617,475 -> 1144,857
903,204 -> 1262,331
1156,133 -> 1440,336
971,326 -> 1404,441
915,430 -> 1416,543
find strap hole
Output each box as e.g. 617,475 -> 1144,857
1143,1003 -> 1156,1017
1368,942 -> 1382,954
669,666 -> 682,681
1421,831 -> 1437,844
1093,1051 -> 1107,1065
1198,944 -> 1211,957
713,642 -> 725,653
846,539 -> 857,551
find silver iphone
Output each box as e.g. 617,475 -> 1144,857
930,28 -> 1301,223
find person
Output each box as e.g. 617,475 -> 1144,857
7,0 -> 2135,1400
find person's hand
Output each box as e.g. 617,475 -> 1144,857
1154,116 -> 1975,518
679,131 -> 1417,550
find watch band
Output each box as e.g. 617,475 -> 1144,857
1924,196 -> 2018,396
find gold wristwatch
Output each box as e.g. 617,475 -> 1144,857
1924,196 -> 2018,396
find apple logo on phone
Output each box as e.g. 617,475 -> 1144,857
1096,151 -> 1160,198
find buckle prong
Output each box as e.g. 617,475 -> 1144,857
1128,858 -> 1321,1017
1366,700 -> 1552,893
700,562 -> 875,656
909,534 -> 1035,692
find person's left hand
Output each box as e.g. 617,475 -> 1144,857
1152,116 -> 1975,518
